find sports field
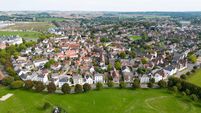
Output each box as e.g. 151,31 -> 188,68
0,87 -> 201,113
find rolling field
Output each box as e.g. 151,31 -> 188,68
2,22 -> 54,32
187,69 -> 201,87
0,87 -> 201,113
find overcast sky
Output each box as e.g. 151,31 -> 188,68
0,0 -> 201,11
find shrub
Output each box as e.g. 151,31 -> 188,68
180,74 -> 187,80
191,94 -> 199,101
34,81 -> 45,92
149,78 -> 155,83
172,86 -> 178,93
176,82 -> 182,90
43,102 -> 51,110
186,72 -> 191,76
10,80 -> 24,89
24,80 -> 34,89
74,84 -> 83,93
2,76 -> 14,86
107,81 -> 114,88
119,81 -> 126,89
47,82 -> 56,93
147,82 -> 153,88
191,69 -> 196,73
61,83 -> 71,94
185,89 -> 191,95
181,91 -> 186,96
83,83 -> 91,92
96,82 -> 103,90
158,80 -> 167,88
193,66 -> 198,70
132,79 -> 140,89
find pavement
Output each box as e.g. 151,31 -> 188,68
0,93 -> 13,101
174,62 -> 201,78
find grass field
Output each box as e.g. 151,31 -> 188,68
0,31 -> 41,40
187,69 -> 201,87
129,36 -> 142,41
0,87 -> 201,113
36,17 -> 67,22
2,22 -> 54,32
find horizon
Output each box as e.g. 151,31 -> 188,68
1,0 -> 201,12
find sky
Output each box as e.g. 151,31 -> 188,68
0,0 -> 201,12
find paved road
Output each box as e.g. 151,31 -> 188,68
174,62 -> 201,78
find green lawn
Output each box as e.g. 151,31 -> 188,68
129,36 -> 142,41
187,69 -> 201,87
0,31 -> 41,42
0,87 -> 201,113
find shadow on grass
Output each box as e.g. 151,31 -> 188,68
193,103 -> 201,108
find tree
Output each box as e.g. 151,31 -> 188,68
129,51 -> 136,58
2,76 -> 14,86
176,82 -> 182,90
141,57 -> 148,64
44,59 -> 55,69
47,82 -> 56,93
188,54 -> 197,63
34,81 -> 45,92
43,102 -> 51,110
10,80 -> 24,89
172,86 -> 178,93
193,66 -> 198,70
132,79 -> 140,89
96,82 -> 103,90
119,52 -> 126,59
147,82 -> 153,88
114,61 -> 121,70
158,80 -> 167,88
83,83 -> 91,92
119,81 -> 126,89
24,80 -> 34,89
180,74 -> 187,80
107,81 -> 114,87
6,67 -> 17,78
74,84 -> 83,93
61,83 -> 71,94
191,69 -> 196,73
191,94 -> 198,101
185,89 -> 191,95
149,78 -> 155,83
107,64 -> 112,72
186,72 -> 191,76
100,37 -> 109,43
181,91 -> 186,96
137,67 -> 147,74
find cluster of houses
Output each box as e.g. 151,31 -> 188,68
11,17 -> 201,87
0,35 -> 23,49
